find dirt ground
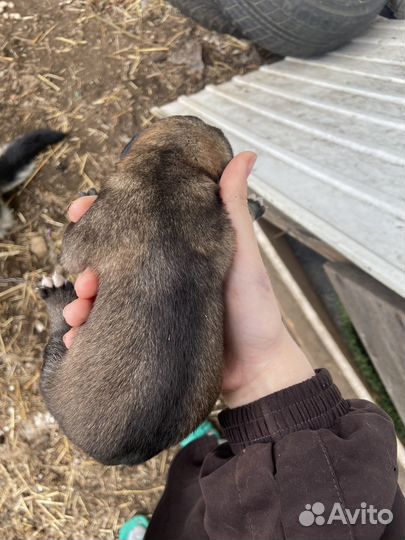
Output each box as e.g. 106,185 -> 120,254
0,1 -> 272,538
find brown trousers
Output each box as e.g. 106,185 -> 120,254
145,370 -> 405,540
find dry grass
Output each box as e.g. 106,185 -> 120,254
0,1 -> 269,538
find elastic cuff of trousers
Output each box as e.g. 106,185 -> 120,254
219,369 -> 350,452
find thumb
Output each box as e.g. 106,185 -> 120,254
220,151 -> 256,213
220,152 -> 262,265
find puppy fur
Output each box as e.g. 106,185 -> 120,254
40,116 -> 235,465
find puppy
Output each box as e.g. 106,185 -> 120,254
0,129 -> 66,236
40,116 -> 263,465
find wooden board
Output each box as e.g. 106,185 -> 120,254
256,198 -> 345,263
256,210 -> 405,491
325,262 -> 405,424
257,221 -> 361,400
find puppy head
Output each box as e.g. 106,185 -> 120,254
119,115 -> 233,182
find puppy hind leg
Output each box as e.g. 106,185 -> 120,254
39,272 -> 76,334
39,272 -> 77,393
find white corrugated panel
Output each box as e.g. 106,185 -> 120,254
154,17 -> 405,298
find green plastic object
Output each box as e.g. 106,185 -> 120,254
179,420 -> 220,448
119,515 -> 149,540
119,422 -> 220,540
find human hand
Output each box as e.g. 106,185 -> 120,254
62,195 -> 99,348
219,153 -> 314,406
63,153 -> 314,407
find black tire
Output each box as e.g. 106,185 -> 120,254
388,0 -> 404,18
170,0 -> 387,57
169,0 -> 243,37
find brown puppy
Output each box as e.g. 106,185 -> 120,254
40,116 -> 236,465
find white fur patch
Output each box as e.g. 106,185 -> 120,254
52,271 -> 65,288
1,161 -> 36,193
0,202 -> 13,238
41,272 -> 65,289
41,276 -> 54,288
0,141 -> 36,193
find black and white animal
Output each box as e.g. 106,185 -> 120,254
0,129 -> 66,236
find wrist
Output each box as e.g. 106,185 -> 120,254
222,327 -> 315,408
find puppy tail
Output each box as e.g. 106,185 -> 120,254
0,129 -> 67,193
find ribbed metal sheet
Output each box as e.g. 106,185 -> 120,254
154,17 -> 405,298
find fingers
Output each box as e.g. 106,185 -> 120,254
68,195 -> 97,223
63,196 -> 98,348
63,298 -> 94,327
63,327 -> 79,349
62,272 -> 98,348
74,268 -> 99,299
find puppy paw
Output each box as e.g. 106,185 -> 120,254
247,195 -> 265,221
79,187 -> 98,197
39,272 -> 76,305
39,272 -> 77,332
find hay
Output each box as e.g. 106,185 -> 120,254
0,1 -> 272,538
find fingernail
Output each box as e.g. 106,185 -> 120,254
247,154 -> 257,176
63,333 -> 70,349
78,267 -> 98,284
